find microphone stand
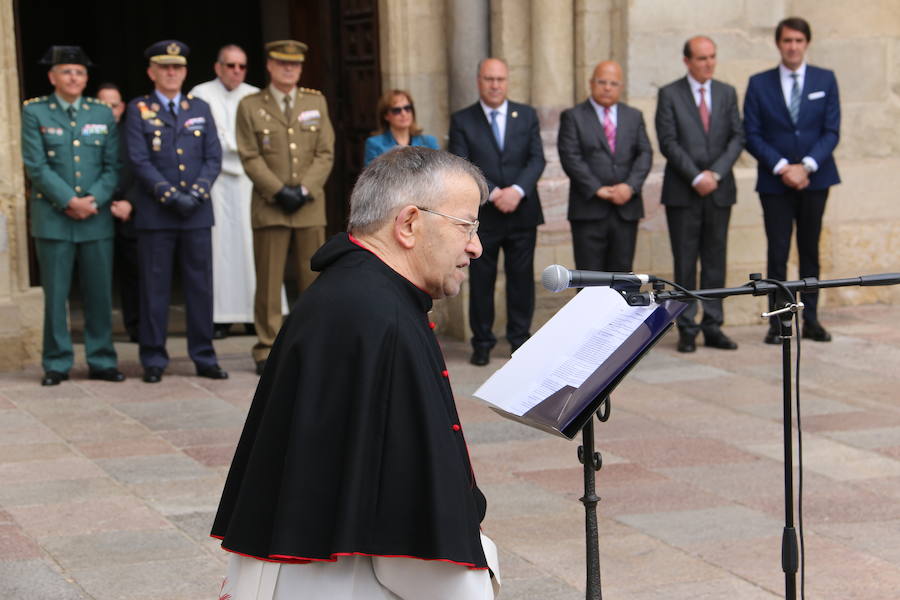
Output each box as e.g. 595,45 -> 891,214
608,272 -> 900,600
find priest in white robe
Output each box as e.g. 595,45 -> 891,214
191,45 -> 277,336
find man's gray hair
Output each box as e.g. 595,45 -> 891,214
217,44 -> 246,63
348,147 -> 488,235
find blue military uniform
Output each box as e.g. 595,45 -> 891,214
125,40 -> 224,380
21,46 -> 122,384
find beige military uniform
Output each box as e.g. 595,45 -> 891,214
236,85 -> 335,362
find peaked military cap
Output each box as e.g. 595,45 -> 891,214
145,40 -> 190,65
265,40 -> 307,63
39,45 -> 93,67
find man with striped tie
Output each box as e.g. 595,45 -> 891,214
744,17 -> 841,344
558,60 -> 652,277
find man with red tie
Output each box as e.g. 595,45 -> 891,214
558,60 -> 653,275
744,17 -> 841,344
656,36 -> 744,353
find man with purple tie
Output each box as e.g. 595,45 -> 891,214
744,17 -> 841,344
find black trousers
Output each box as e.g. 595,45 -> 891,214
570,214 -> 638,273
114,223 -> 140,339
137,228 -> 217,370
665,199 -> 732,337
760,188 -> 829,323
469,225 -> 537,350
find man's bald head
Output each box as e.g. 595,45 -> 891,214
589,61 -> 623,108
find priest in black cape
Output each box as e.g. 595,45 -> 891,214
212,147 -> 501,599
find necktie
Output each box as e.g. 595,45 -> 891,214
490,110 -> 503,150
168,100 -> 176,116
603,107 -> 616,154
698,87 -> 710,133
67,106 -> 76,122
789,72 -> 801,124
283,95 -> 291,119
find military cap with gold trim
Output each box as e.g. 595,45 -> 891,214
39,45 -> 94,67
145,40 -> 190,65
265,40 -> 307,63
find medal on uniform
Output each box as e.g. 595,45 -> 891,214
181,100 -> 189,111
152,136 -> 162,151
151,102 -> 160,112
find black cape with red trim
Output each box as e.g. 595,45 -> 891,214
211,232 -> 488,568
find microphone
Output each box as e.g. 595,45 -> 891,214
542,264 -> 655,292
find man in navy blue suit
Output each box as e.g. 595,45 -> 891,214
448,58 -> 546,366
744,17 -> 841,344
126,40 -> 227,382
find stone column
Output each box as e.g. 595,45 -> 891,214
378,0 -> 450,146
490,0 -> 532,103
0,0 -> 42,369
530,0 -> 574,110
448,0 -> 490,113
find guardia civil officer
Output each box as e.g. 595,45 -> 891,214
125,40 -> 227,383
21,46 -> 124,386
236,40 -> 335,375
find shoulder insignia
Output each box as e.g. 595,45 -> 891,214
22,95 -> 48,106
92,97 -> 111,108
299,87 -> 322,96
187,93 -> 194,99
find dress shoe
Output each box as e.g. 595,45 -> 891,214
470,347 -> 490,366
213,324 -> 231,340
763,327 -> 781,345
142,366 -> 163,383
704,330 -> 738,350
88,368 -> 126,382
255,360 -> 266,376
197,365 -> 229,380
802,321 -> 832,342
676,334 -> 696,353
41,371 -> 69,386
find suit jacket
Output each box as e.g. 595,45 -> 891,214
744,65 -> 841,193
236,87 -> 335,229
126,92 -> 222,230
364,131 -> 439,166
21,95 -> 119,242
558,100 -> 652,222
447,101 -> 545,230
656,77 -> 744,208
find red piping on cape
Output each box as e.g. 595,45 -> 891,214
211,535 -> 488,570
348,233 -> 433,296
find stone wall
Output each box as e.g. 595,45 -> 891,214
0,0 -> 42,370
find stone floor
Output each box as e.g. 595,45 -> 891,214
3,303 -> 900,599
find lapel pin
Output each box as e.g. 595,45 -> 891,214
511,111 -> 518,118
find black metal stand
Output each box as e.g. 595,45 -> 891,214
578,396 -> 610,600
609,272 -> 900,599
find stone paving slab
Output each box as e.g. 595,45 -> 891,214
3,304 -> 900,598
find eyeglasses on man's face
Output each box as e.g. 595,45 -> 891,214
416,207 -> 479,240
222,62 -> 247,71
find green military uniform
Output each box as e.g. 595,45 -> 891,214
236,40 -> 335,365
21,93 -> 120,374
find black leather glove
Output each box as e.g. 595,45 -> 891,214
167,190 -> 201,219
274,186 -> 306,214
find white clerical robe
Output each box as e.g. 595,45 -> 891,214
219,533 -> 501,600
190,78 -> 287,323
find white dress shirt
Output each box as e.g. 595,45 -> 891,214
588,96 -> 617,128
773,62 -> 818,175
478,99 -> 524,199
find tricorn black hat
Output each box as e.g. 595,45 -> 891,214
39,46 -> 94,67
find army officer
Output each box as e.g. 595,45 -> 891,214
236,40 -> 335,375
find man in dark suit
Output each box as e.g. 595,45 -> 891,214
744,17 -> 840,344
448,58 -> 546,366
558,61 -> 652,274
126,40 -> 227,383
656,36 -> 745,353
